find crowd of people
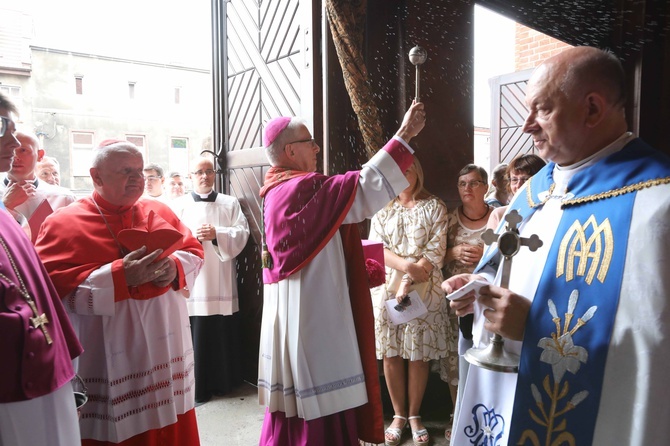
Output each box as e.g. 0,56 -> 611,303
256,45 -> 670,446
0,94 -> 249,446
2,44 -> 669,446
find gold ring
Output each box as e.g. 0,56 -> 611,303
155,270 -> 162,276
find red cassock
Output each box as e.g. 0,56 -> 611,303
36,192 -> 205,446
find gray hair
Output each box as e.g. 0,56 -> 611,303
40,155 -> 61,168
265,117 -> 307,166
458,164 -> 488,185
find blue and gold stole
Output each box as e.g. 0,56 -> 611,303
476,139 -> 670,445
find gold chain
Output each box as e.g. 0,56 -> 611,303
0,236 -> 53,344
91,196 -> 134,257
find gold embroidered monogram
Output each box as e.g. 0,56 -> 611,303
556,216 -> 613,285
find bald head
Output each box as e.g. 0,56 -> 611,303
523,46 -> 628,165
92,141 -> 142,169
189,156 -> 215,194
9,131 -> 44,181
539,46 -> 626,110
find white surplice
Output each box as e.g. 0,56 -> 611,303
170,192 -> 250,316
63,250 -> 203,443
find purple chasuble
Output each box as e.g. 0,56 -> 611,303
0,209 -> 82,402
262,171 -> 360,284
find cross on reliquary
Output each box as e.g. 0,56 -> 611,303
480,209 -> 543,288
464,209 -> 544,373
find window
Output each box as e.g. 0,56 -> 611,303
75,76 -> 83,95
169,137 -> 189,173
126,134 -> 146,159
0,85 -> 21,99
171,137 -> 187,149
71,131 -> 94,176
0,4 -> 213,192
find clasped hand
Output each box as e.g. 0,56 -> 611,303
453,243 -> 483,266
3,180 -> 36,209
405,261 -> 429,284
442,273 -> 531,341
395,262 -> 430,304
123,246 -> 177,288
196,223 -> 216,242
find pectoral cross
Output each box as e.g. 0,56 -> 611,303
0,236 -> 53,345
28,300 -> 53,345
465,209 -> 543,373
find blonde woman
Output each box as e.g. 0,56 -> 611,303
369,157 -> 449,446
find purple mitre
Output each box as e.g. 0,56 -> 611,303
263,117 -> 291,147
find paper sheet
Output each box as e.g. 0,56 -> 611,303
384,290 -> 428,325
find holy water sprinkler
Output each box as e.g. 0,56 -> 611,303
408,46 -> 427,101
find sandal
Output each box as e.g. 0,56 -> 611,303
384,415 -> 407,446
408,415 -> 430,446
445,413 -> 453,443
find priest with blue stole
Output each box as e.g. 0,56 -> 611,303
444,46 -> 670,446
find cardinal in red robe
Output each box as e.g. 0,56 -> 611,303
36,140 -> 204,446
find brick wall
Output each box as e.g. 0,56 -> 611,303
515,24 -> 573,71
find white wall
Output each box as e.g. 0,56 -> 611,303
473,5 -> 516,171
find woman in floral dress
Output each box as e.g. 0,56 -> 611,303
369,157 -> 449,446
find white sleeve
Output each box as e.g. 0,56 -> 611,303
64,263 -> 116,317
343,149 -> 409,224
213,200 -> 250,262
172,250 -> 204,292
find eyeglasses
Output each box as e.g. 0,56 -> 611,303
457,180 -> 486,189
192,169 -> 215,176
144,175 -> 162,181
0,116 -> 10,137
289,138 -> 315,145
509,176 -> 530,185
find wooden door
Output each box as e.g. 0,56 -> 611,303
212,0 -> 317,381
